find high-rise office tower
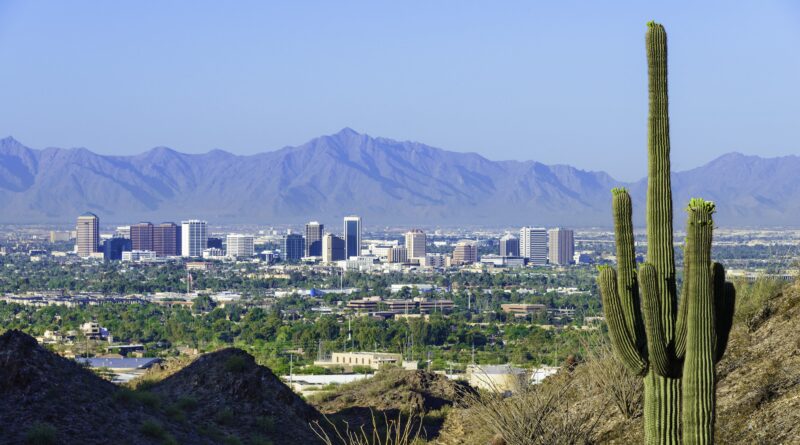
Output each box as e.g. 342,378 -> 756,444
103,237 -> 131,261
388,246 -> 408,263
343,216 -> 362,259
76,212 -> 100,258
130,222 -> 154,252
452,240 -> 478,265
153,222 -> 180,257
305,221 -> 324,257
181,220 -> 208,257
404,229 -> 426,261
227,234 -> 255,258
499,234 -> 520,257
322,233 -> 346,263
548,228 -> 575,265
520,227 -> 548,265
283,234 -> 305,262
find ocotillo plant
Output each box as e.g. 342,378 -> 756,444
597,22 -> 735,445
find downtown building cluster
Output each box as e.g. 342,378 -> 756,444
73,212 -> 575,268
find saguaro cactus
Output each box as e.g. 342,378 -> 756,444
681,199 -> 736,445
597,22 -> 736,444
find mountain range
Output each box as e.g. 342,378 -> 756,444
0,128 -> 796,227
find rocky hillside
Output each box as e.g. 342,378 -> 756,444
437,278 -> 800,444
0,330 -> 324,445
310,367 -> 476,440
146,348 -> 321,445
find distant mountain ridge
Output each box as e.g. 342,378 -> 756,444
0,129 -> 796,227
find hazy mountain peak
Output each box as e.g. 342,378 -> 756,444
0,133 -> 794,226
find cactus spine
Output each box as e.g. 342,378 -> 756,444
598,22 -> 736,444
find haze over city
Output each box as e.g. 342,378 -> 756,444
0,1 -> 798,180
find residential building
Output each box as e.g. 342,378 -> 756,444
305,221 -> 324,257
499,234 -> 519,257
283,234 -> 305,262
130,222 -> 154,251
322,233 -> 346,263
49,231 -> 73,243
520,227 -> 548,265
122,250 -> 157,262
548,228 -> 575,265
346,296 -> 382,312
315,351 -> 403,371
76,212 -> 100,258
202,248 -> 225,259
227,234 -> 255,258
115,226 -> 131,239
501,303 -> 547,318
416,298 -> 455,313
388,246 -> 408,264
424,253 -> 446,268
452,240 -> 478,265
343,215 -> 362,259
181,220 -> 208,257
153,222 -> 180,257
404,229 -> 426,261
480,255 -> 526,268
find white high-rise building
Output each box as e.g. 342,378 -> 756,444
404,229 -> 426,261
181,220 -> 208,257
226,234 -> 255,258
520,227 -> 547,265
343,216 -> 362,259
548,228 -> 574,265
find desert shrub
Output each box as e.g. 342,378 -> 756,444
215,407 -> 235,425
310,409 -> 424,445
733,278 -> 785,329
225,355 -> 248,372
582,337 -> 643,419
249,435 -> 274,445
175,395 -> 199,411
140,419 -> 166,438
257,415 -> 276,432
24,422 -> 57,445
223,435 -> 243,445
463,376 -> 600,445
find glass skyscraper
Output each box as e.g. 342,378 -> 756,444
343,216 -> 361,259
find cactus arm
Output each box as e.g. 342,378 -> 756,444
645,21 -> 678,343
598,266 -> 648,375
611,188 -> 648,351
639,263 -> 672,376
712,263 -> 735,363
682,199 -> 716,445
675,235 -> 692,361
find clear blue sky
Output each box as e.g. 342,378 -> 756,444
0,1 -> 797,180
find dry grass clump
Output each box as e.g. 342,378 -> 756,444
310,410 -> 425,445
461,373 -> 601,445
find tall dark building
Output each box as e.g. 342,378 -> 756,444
130,222 -> 154,251
322,233 -> 346,262
103,237 -> 131,261
499,234 -> 520,257
153,222 -> 180,256
343,216 -> 361,259
283,234 -> 305,262
305,221 -> 324,257
207,237 -> 223,249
